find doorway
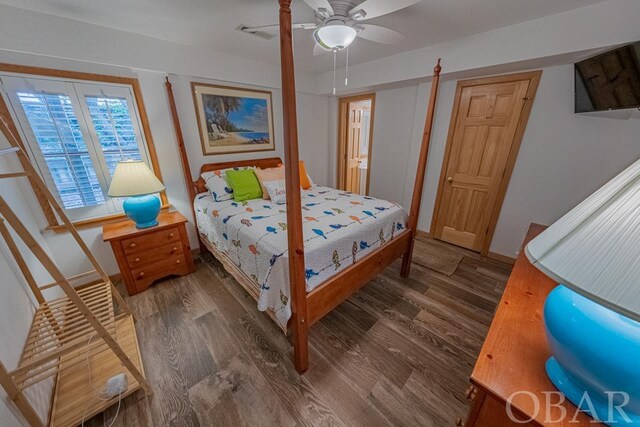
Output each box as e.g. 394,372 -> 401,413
431,71 -> 541,255
337,93 -> 375,195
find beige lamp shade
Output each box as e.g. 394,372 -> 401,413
526,157 -> 640,321
108,160 -> 165,197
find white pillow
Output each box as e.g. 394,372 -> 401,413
201,167 -> 253,202
264,180 -> 308,204
264,179 -> 287,204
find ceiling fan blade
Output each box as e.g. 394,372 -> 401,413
239,22 -> 317,34
349,0 -> 422,20
313,43 -> 330,56
238,22 -> 316,40
292,22 -> 318,30
302,0 -> 334,16
356,24 -> 406,44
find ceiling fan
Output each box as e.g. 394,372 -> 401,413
238,0 -> 422,56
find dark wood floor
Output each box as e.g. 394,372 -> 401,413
87,237 -> 512,426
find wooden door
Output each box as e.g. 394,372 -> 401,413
432,72 -> 541,253
337,94 -> 375,195
346,101 -> 370,193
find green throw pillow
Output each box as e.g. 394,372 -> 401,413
225,169 -> 263,201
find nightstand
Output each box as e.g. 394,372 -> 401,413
103,211 -> 195,295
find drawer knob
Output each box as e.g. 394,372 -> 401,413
455,417 -> 464,427
169,233 -> 175,238
465,385 -> 477,400
129,242 -> 136,248
464,385 -> 473,399
134,257 -> 140,263
172,247 -> 178,253
138,272 -> 145,278
176,259 -> 181,264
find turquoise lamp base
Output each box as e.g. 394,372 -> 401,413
122,194 -> 160,229
546,358 -> 640,425
544,285 -> 640,426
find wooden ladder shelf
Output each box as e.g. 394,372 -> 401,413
0,117 -> 151,427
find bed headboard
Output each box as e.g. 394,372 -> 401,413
193,157 -> 283,195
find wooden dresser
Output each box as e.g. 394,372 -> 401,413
103,211 -> 195,295
462,224 -> 603,426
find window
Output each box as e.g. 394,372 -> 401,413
16,91 -> 105,210
0,75 -> 160,222
85,96 -> 142,176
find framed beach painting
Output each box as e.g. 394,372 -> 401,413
191,82 -> 276,155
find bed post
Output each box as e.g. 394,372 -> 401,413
278,0 -> 309,373
165,77 -> 206,253
401,59 -> 442,277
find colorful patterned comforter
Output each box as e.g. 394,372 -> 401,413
194,185 -> 408,329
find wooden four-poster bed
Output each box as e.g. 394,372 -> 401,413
166,0 -> 442,374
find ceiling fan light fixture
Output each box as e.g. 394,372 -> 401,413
313,22 -> 357,50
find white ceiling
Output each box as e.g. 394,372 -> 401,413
0,0 -> 609,73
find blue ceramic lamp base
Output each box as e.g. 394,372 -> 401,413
544,285 -> 640,426
122,194 -> 161,229
546,358 -> 640,425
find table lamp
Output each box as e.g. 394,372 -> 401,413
108,160 -> 165,229
526,158 -> 640,424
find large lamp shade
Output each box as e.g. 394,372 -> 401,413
108,160 -> 165,197
526,157 -> 640,425
108,160 -> 165,229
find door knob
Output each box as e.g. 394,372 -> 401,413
446,177 -> 453,183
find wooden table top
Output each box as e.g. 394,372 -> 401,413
471,223 -> 602,426
102,211 -> 187,241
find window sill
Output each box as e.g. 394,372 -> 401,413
45,204 -> 173,234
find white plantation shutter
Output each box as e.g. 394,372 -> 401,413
86,96 -> 142,175
1,75 -> 152,221
15,91 -> 105,210
75,82 -> 150,179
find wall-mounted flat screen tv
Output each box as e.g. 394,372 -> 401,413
575,41 -> 640,113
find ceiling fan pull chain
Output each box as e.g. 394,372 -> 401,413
345,47 -> 349,86
333,49 -> 337,95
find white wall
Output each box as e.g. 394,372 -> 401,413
368,85 -> 421,204
362,64 -> 640,258
0,149 -> 57,426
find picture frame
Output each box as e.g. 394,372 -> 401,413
191,82 -> 276,155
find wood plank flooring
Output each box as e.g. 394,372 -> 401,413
85,236 -> 511,426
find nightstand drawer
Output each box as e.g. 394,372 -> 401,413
122,226 -> 180,254
126,242 -> 183,267
131,254 -> 187,282
103,212 -> 195,295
